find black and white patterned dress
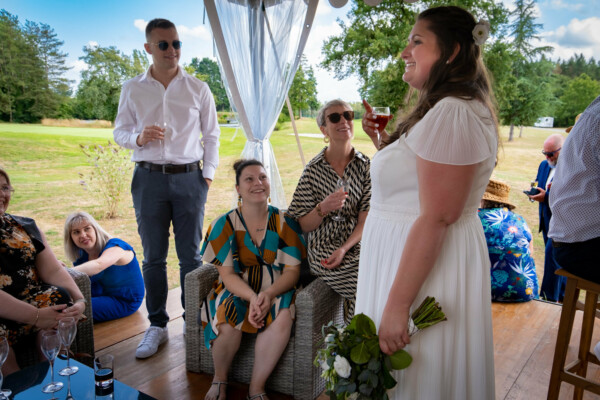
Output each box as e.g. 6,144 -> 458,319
288,147 -> 371,322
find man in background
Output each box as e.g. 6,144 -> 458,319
113,18 -> 220,359
528,133 -> 564,302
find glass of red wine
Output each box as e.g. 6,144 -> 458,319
372,107 -> 391,134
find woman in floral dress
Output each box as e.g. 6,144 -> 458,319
479,179 -> 539,302
0,167 -> 86,375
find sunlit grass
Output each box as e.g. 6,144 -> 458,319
0,120 -> 565,289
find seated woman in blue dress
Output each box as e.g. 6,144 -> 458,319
64,211 -> 145,322
478,179 -> 539,302
200,159 -> 306,400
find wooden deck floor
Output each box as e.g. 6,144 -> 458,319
94,294 -> 600,400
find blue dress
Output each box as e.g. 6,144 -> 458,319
478,207 -> 539,302
74,238 -> 145,322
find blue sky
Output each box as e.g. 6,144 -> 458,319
2,0 -> 599,103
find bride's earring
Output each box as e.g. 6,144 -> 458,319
237,194 -> 242,207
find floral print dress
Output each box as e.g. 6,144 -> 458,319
478,207 -> 539,302
0,214 -> 70,345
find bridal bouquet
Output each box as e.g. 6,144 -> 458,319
314,296 -> 446,400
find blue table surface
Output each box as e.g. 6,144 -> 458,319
3,356 -> 156,399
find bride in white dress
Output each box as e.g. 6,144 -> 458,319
357,6 -> 498,400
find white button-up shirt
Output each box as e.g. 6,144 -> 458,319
113,66 -> 220,180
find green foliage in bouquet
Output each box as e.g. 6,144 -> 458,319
315,296 -> 446,400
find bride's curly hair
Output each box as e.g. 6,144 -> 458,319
384,6 -> 498,147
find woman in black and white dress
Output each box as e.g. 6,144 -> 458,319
288,99 -> 371,323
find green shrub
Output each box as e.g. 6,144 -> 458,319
78,141 -> 133,218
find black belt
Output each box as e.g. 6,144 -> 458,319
552,240 -> 567,248
136,161 -> 201,174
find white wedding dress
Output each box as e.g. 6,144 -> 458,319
356,97 -> 497,400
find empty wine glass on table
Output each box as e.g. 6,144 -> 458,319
372,106 -> 391,134
58,317 -> 78,376
331,177 -> 349,222
40,330 -> 63,394
0,336 -> 12,400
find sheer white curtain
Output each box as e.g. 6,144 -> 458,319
204,0 -> 318,208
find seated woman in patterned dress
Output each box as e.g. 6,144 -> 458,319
478,179 -> 539,302
63,211 -> 145,322
287,99 -> 371,323
0,167 -> 86,375
200,159 -> 306,400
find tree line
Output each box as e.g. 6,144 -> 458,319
0,8 -> 319,124
320,0 -> 600,138
2,2 -> 599,131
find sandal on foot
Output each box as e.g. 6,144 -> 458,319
208,381 -> 228,400
246,393 -> 267,400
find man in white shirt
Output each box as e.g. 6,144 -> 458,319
549,96 -> 600,281
113,18 -> 220,359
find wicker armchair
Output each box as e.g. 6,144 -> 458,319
16,267 -> 95,368
185,263 -> 344,400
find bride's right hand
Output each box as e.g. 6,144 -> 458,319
361,99 -> 379,140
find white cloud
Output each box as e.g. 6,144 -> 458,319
86,41 -> 99,49
544,17 -> 600,48
134,19 -> 147,32
177,25 -> 211,40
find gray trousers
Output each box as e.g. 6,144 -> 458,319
131,165 -> 208,327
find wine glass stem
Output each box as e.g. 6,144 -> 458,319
66,346 -> 70,368
50,360 -> 54,382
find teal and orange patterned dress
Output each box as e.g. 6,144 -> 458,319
199,206 -> 306,349
478,207 -> 539,302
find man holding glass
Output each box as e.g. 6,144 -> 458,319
113,18 -> 220,359
528,133 -> 565,302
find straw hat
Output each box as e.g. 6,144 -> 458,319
482,179 -> 516,210
566,113 -> 582,133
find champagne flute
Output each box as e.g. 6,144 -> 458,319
372,106 -> 391,134
58,317 -> 79,376
0,336 -> 12,400
41,330 -> 64,393
154,121 -> 168,159
331,177 -> 348,222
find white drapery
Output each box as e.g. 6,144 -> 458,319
204,0 -> 318,208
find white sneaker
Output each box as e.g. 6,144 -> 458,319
594,341 -> 600,360
135,326 -> 168,359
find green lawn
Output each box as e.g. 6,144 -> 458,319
0,120 -> 563,289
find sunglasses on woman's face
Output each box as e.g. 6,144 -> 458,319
326,111 -> 354,124
150,40 -> 182,51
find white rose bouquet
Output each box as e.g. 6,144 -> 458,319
315,296 -> 446,400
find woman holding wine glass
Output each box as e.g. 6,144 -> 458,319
288,99 -> 371,323
357,6 -> 498,398
0,167 -> 86,376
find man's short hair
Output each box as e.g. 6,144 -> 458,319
146,18 -> 176,41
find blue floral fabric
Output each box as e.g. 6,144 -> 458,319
478,207 -> 539,302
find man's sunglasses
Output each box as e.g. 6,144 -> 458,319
542,147 -> 561,157
150,40 -> 182,51
326,111 -> 354,124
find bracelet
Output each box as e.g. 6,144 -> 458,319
32,307 -> 39,327
316,202 -> 327,218
74,298 -> 87,305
